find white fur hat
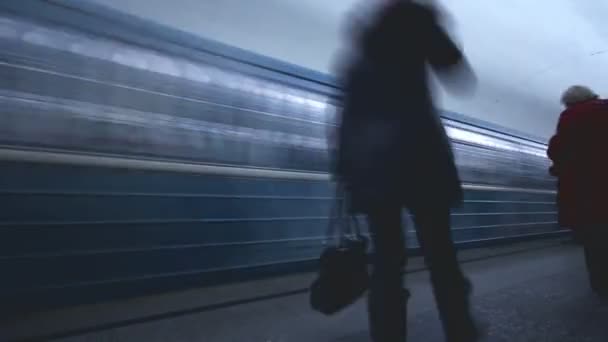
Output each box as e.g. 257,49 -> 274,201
561,85 -> 598,107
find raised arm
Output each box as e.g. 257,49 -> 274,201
424,11 -> 463,69
422,5 -> 477,95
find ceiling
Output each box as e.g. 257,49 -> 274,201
88,0 -> 608,140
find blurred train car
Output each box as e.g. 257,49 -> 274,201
0,2 -> 563,312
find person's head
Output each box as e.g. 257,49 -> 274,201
561,85 -> 599,108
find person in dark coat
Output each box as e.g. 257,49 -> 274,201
548,85 -> 608,298
333,0 -> 479,341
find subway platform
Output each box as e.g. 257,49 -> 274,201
2,238 -> 607,342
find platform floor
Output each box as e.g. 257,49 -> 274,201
3,238 -> 608,342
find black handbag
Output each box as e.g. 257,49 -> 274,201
310,185 -> 369,315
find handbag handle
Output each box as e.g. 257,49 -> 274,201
325,183 -> 362,246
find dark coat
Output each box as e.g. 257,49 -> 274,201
333,1 -> 472,212
547,99 -> 608,228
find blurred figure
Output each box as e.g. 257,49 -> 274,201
332,0 -> 478,341
548,85 -> 608,298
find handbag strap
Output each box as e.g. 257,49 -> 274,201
326,183 -> 362,246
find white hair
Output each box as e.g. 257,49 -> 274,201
561,85 -> 598,107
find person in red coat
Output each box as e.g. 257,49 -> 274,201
548,85 -> 608,297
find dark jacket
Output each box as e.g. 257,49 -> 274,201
547,99 -> 608,228
334,1 -> 472,212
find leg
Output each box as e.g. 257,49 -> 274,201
582,233 -> 600,293
597,229 -> 608,296
582,227 -> 608,296
412,206 -> 477,342
367,203 -> 407,342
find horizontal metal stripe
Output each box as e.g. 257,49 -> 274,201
464,200 -> 555,205
0,223 -> 559,260
4,230 -> 568,294
445,126 -> 546,158
0,190 -> 335,200
0,235 -> 340,260
0,234 -> 366,260
0,214 -> 557,227
0,146 -> 329,181
451,136 -> 545,159
463,183 -> 555,195
0,89 -> 328,150
450,221 -> 558,231
453,146 -> 525,164
0,191 -> 556,205
452,211 -> 556,216
0,216 -> 332,227
0,190 -> 557,200
456,230 -> 569,244
0,61 -> 334,127
444,112 -> 548,147
0,16 -> 335,110
0,147 -> 558,194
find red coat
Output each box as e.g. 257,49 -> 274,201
547,99 -> 608,228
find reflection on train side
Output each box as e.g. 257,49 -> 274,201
0,13 -> 552,191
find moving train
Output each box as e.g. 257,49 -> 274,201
0,2 -> 563,312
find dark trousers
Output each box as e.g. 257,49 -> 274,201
367,204 -> 477,342
578,227 -> 608,295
